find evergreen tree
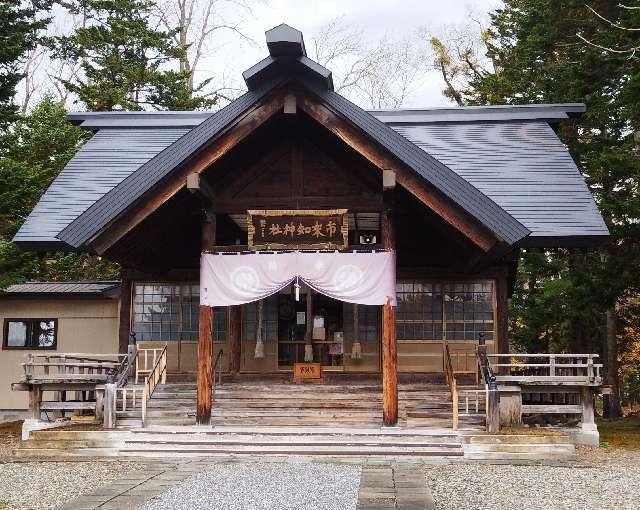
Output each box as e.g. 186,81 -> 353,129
0,0 -> 50,127
57,0 -> 214,111
0,97 -> 118,289
457,1 -> 640,417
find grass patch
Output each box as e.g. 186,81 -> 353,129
0,420 -> 22,434
597,416 -> 640,449
494,427 -> 564,436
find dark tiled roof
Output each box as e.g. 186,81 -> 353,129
11,25 -> 607,251
3,281 -> 121,297
307,82 -> 530,245
13,127 -> 192,250
57,78 -> 281,249
389,120 -> 608,243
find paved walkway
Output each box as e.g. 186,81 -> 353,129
357,465 -> 434,510
61,460 -> 435,510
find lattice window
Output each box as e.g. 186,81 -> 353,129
132,283 -> 227,342
396,280 -> 494,342
242,296 -> 278,341
343,304 -> 380,341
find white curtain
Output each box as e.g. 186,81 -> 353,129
200,251 -> 396,307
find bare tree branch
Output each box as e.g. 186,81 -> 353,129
152,0 -> 260,101
309,17 -> 424,109
586,4 -> 640,31
20,47 -> 46,112
576,33 -> 639,57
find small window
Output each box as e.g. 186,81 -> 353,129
3,319 -> 57,350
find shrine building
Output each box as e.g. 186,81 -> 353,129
8,24 -> 608,429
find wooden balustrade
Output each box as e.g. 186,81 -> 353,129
135,347 -> 166,384
487,353 -> 602,385
21,353 -> 126,383
140,345 -> 167,427
444,345 -> 459,430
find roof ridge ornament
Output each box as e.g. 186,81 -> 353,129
266,24 -> 306,58
242,24 -> 333,91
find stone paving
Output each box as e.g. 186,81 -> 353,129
60,459 -> 435,510
357,465 -> 434,510
60,461 -> 199,510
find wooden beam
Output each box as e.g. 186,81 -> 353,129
90,91 -> 286,255
495,268 -> 509,376
228,305 -> 241,375
212,195 -> 382,213
298,94 -> 497,253
196,210 -> 215,425
118,272 -> 133,354
284,94 -> 297,115
381,203 -> 398,427
187,173 -> 216,205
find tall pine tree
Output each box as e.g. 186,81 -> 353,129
0,0 -> 50,128
57,0 -> 215,111
456,1 -> 640,416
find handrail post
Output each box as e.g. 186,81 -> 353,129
486,376 -> 499,433
104,383 -> 116,429
142,378 -> 148,427
452,379 -> 459,430
549,354 -> 556,377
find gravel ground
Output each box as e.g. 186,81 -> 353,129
0,461 -> 147,510
425,450 -> 640,510
140,461 -> 361,510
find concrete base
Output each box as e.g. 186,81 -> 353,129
573,423 -> 600,447
0,410 -> 29,424
21,418 -> 71,440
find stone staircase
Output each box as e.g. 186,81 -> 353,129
13,377 -> 577,460
16,426 -> 465,458
113,379 -> 486,430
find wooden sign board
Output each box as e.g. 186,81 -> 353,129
293,362 -> 322,380
247,209 -> 348,250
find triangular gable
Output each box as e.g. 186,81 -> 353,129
58,24 -> 529,253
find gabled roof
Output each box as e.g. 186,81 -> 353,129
2,281 -> 121,298
12,23 -> 608,252
54,24 -> 528,251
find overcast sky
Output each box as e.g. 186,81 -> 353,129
39,0 -> 503,111
198,0 -> 503,108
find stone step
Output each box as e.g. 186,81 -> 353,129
124,437 -> 462,448
120,444 -> 464,457
13,447 -> 122,458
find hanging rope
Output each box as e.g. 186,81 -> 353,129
304,288 -> 314,362
351,303 -> 362,361
254,299 -> 265,359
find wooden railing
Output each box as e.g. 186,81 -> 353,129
141,344 -> 167,427
488,353 -> 602,384
135,347 -> 166,384
212,349 -> 224,403
444,345 -> 459,430
22,353 -> 126,383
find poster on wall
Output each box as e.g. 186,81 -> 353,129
247,209 -> 349,250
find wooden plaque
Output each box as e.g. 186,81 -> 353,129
293,362 -> 322,380
247,209 -> 348,250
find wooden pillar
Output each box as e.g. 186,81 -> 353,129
29,386 -> 42,420
118,272 -> 133,354
495,270 -> 509,375
381,203 -> 398,426
228,305 -> 242,374
196,210 -> 215,425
